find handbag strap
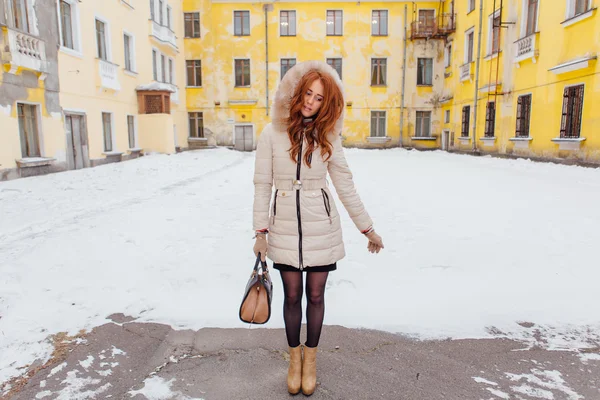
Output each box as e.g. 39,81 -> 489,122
255,252 -> 269,276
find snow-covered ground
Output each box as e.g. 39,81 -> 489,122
1,147 -> 600,386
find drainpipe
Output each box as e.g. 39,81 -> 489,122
399,5 -> 408,147
472,0 -> 484,151
264,4 -> 270,116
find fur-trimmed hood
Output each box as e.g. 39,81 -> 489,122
270,60 -> 345,137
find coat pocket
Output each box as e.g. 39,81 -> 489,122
320,189 -> 332,224
271,189 -> 279,225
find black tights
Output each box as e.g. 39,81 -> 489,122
280,271 -> 329,348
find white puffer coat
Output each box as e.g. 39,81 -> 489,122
253,60 -> 373,270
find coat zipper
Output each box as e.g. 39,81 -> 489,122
321,189 -> 332,224
272,189 -> 278,225
296,130 -> 305,270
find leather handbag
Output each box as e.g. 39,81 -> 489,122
239,253 -> 273,324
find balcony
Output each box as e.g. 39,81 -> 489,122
97,59 -> 121,91
410,14 -> 456,40
460,63 -> 472,82
149,20 -> 177,50
1,26 -> 48,78
514,33 -> 539,64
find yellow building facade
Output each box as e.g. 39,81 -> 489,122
1,0 -> 188,180
441,0 -> 599,163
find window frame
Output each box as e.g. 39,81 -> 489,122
468,0 -> 476,13
280,10 -> 296,36
515,94 -> 532,138
445,43 -> 452,68
101,111 -> 115,153
234,58 -> 251,87
484,101 -> 496,137
127,115 -> 138,149
370,110 -> 387,137
487,9 -> 502,56
280,58 -> 296,80
326,58 -> 343,80
444,109 -> 451,124
417,58 -> 433,86
184,12 -> 201,38
326,10 -> 343,36
371,10 -> 388,36
17,102 -> 41,158
186,59 -> 202,87
370,58 -> 387,86
123,31 -> 136,72
560,84 -> 585,139
234,10 -> 250,36
461,105 -> 471,137
522,0 -> 539,37
152,49 -> 158,81
188,112 -> 204,138
415,111 -> 432,137
9,0 -> 30,33
465,27 -> 475,63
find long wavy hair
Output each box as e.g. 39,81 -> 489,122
286,70 -> 343,167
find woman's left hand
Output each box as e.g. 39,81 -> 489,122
365,231 -> 384,254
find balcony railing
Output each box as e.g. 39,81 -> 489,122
150,20 -> 177,49
1,26 -> 48,76
460,63 -> 472,82
514,33 -> 538,63
410,13 -> 456,40
98,59 -> 121,91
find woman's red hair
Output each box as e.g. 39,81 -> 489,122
286,70 -> 343,167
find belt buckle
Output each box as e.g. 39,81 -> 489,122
293,179 -> 302,190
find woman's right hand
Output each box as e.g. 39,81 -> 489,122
253,233 -> 268,261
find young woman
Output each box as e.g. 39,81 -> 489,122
252,60 -> 384,396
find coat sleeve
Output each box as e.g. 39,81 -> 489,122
327,134 -> 373,232
253,127 -> 274,232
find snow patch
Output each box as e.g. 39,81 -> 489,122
128,376 -> 204,400
486,388 -> 510,399
506,369 -> 583,400
473,377 -> 498,386
48,362 -> 67,377
40,380 -> 46,388
111,346 -> 126,357
78,356 -> 94,370
55,370 -> 111,400
35,390 -> 52,399
97,369 -> 112,377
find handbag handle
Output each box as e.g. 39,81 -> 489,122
255,252 -> 268,276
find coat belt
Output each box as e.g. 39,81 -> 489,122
274,178 -> 327,190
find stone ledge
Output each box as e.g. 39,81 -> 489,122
16,157 -> 55,168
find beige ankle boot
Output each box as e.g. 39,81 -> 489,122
301,345 -> 317,395
287,345 -> 302,394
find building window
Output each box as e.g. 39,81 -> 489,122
161,54 -> 166,82
102,112 -> 113,152
515,94 -> 532,138
186,60 -> 202,86
59,1 -> 74,49
10,0 -> 30,32
570,0 -> 591,18
372,10 -> 388,36
560,85 -> 584,138
152,49 -> 158,80
445,44 -> 452,68
418,9 -> 436,36
169,58 -> 174,84
465,29 -> 474,63
417,58 -> 433,85
17,103 -> 40,158
371,111 -> 386,137
166,5 -> 172,29
149,0 -> 155,21
189,112 -> 204,138
235,59 -> 250,86
485,102 -> 496,137
445,109 -> 451,123
371,58 -> 386,86
281,58 -> 296,80
124,33 -> 134,72
327,58 -> 342,80
95,19 -> 107,60
468,0 -> 476,13
326,10 -> 343,36
185,12 -> 200,38
280,10 -> 296,36
461,105 -> 470,137
415,111 -> 432,137
158,0 -> 164,25
234,11 -> 250,36
127,115 -> 136,149
489,12 -> 501,55
525,0 -> 538,36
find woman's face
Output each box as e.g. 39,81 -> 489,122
301,79 -> 324,118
